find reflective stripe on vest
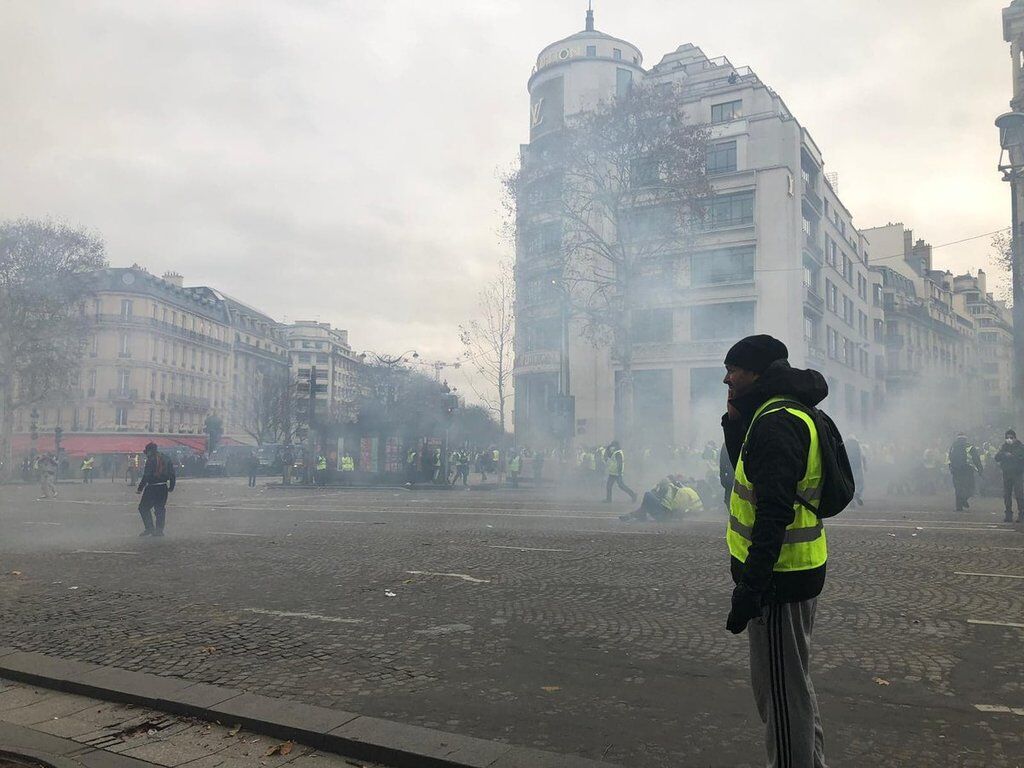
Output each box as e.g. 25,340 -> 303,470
727,396 -> 827,573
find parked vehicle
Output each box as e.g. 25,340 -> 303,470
204,445 -> 254,477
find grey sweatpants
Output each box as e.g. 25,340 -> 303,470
748,599 -> 827,768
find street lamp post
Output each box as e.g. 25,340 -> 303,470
552,279 -> 574,453
996,111 -> 1024,423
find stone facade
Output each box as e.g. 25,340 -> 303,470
514,14 -> 883,448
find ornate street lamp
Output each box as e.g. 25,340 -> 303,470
995,112 -> 1024,421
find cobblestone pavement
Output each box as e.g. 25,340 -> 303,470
0,677 -> 383,767
0,478 -> 1022,767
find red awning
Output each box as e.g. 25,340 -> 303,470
7,434 -> 246,458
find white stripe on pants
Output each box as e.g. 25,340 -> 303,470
748,599 -> 827,768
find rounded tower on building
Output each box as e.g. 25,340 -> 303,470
527,8 -> 644,141
514,9 -> 645,447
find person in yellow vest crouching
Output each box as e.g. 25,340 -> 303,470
618,475 -> 702,522
721,334 -> 829,768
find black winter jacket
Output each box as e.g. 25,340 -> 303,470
995,440 -> 1024,476
722,360 -> 828,604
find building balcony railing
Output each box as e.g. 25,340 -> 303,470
96,314 -> 151,326
624,339 -> 734,362
803,283 -> 824,311
802,186 -> 823,214
234,339 -> 290,362
166,393 -> 212,410
802,232 -> 823,263
514,349 -> 561,372
108,388 -> 138,401
806,344 -> 825,363
97,314 -> 229,350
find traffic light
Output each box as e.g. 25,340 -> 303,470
54,426 -> 63,454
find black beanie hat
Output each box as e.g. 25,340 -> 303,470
724,334 -> 788,374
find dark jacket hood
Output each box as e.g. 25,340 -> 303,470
732,359 -> 828,419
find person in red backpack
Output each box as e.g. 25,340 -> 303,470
136,442 -> 176,537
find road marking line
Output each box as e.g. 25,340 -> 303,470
829,523 -> 1013,533
244,608 -> 363,624
486,545 -> 572,552
576,529 -> 669,536
184,505 -> 617,521
72,550 -> 140,556
406,570 -> 491,583
973,704 -> 1024,715
207,531 -> 264,537
955,571 -> 1024,579
968,619 -> 1024,629
847,518 -> 1010,526
299,520 -> 377,525
22,522 -> 61,526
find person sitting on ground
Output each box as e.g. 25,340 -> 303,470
620,475 -> 703,522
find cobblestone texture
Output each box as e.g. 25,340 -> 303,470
0,479 -> 1022,766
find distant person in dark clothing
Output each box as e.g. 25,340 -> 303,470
137,442 -> 176,537
994,429 -> 1024,523
948,434 -> 983,512
247,451 -> 259,488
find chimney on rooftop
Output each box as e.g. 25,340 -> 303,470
585,2 -> 594,31
162,271 -> 183,288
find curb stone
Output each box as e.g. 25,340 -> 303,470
0,650 -> 618,768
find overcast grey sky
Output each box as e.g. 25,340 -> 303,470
0,0 -> 1014,391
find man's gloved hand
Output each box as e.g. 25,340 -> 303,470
726,583 -> 764,634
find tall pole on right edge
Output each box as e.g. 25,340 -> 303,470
1002,1 -> 1024,426
1011,179 -> 1024,425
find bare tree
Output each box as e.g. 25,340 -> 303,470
991,231 -> 1014,304
459,259 -> 515,434
513,81 -> 711,444
0,220 -> 107,478
234,365 -> 295,445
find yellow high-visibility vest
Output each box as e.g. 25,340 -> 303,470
607,449 -> 624,477
727,397 -> 827,572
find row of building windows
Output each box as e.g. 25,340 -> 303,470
97,297 -> 228,343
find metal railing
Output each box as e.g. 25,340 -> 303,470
803,283 -> 824,309
166,393 -> 211,409
108,388 -> 138,401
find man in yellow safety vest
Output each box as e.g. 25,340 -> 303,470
721,334 -> 829,768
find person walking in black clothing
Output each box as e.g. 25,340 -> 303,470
994,429 -> 1024,522
247,451 -> 259,488
721,335 -> 829,768
948,434 -> 983,511
137,442 -> 176,537
604,441 -> 636,503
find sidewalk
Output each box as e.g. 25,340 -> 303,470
0,651 -> 617,768
0,677 -> 383,768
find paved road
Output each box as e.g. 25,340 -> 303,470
0,478 -> 1022,767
